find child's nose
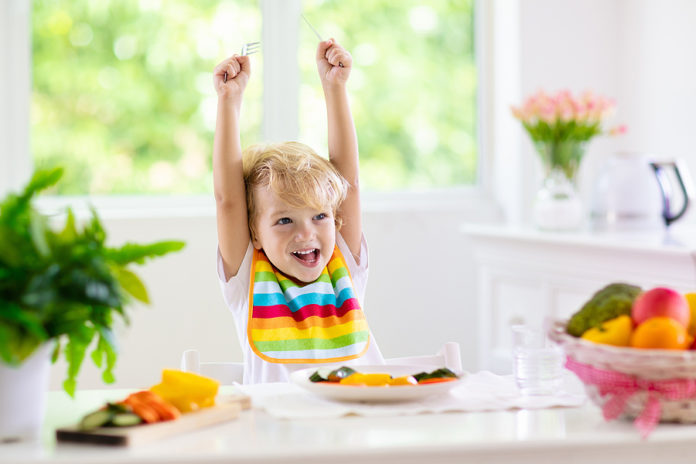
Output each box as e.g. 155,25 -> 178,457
294,221 -> 315,241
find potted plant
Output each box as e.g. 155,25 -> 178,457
0,168 -> 185,441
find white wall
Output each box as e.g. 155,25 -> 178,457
46,0 -> 696,389
615,0 -> 696,224
518,0 -> 696,225
518,0 -> 623,221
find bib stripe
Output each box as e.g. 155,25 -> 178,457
250,299 -> 360,320
248,246 -> 370,364
253,280 -> 333,296
254,275 -> 354,299
251,311 -> 363,330
251,290 -> 356,311
251,319 -> 370,342
253,331 -> 370,352
259,340 -> 369,360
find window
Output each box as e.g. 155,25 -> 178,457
31,0 -> 262,194
299,1 -> 477,191
29,0 -> 477,195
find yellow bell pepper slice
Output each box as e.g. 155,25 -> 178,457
149,369 -> 220,413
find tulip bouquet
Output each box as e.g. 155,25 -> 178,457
511,89 -> 626,180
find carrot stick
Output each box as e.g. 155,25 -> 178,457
132,391 -> 180,420
123,396 -> 160,424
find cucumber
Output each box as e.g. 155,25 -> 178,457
79,409 -> 114,431
413,368 -> 458,382
111,412 -> 143,427
106,402 -> 130,414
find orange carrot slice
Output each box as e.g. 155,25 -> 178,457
418,377 -> 458,385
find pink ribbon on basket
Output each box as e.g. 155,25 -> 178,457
565,356 -> 696,439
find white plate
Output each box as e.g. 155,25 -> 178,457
290,365 -> 464,403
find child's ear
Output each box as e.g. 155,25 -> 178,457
251,235 -> 263,250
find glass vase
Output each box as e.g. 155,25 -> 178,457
532,141 -> 585,231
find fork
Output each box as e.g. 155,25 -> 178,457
224,41 -> 261,83
301,14 -> 343,67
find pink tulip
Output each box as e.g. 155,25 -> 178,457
511,89 -> 621,140
609,124 -> 628,135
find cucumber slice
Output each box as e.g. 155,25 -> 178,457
309,366 -> 335,382
106,402 -> 130,414
79,409 -> 114,431
413,368 -> 458,382
111,412 -> 143,427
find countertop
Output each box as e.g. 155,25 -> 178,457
460,222 -> 696,256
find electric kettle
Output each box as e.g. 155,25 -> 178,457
591,153 -> 694,230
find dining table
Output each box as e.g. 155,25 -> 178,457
4,377 -> 696,464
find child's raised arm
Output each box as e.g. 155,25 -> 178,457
316,39 -> 362,259
213,54 -> 251,278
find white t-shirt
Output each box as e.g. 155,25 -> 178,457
217,233 -> 384,384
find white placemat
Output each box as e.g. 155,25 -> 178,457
239,371 -> 587,419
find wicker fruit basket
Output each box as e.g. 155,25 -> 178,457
549,319 -> 696,435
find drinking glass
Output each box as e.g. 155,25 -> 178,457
511,324 -> 563,396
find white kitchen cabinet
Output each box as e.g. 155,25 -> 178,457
462,223 -> 696,373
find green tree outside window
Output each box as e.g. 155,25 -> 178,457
32,0 -> 476,194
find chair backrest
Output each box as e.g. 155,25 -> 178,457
181,342 -> 462,385
180,350 -> 244,385
384,342 -> 463,375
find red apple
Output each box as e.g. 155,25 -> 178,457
632,287 -> 690,328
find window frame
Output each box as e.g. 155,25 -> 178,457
0,0 -> 32,199
2,0 -> 516,219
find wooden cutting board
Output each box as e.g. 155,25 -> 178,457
56,392 -> 251,446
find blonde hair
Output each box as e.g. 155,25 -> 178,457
242,141 -> 348,241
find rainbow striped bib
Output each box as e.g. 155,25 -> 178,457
247,246 -> 370,364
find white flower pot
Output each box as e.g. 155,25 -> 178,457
0,343 -> 53,442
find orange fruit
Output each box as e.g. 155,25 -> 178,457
629,317 -> 691,350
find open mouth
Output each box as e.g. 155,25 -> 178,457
292,248 -> 320,266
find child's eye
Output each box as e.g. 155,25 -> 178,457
276,217 -> 292,225
314,213 -> 329,221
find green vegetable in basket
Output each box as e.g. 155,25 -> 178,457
566,283 -> 642,337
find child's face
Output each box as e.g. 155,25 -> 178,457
251,186 -> 336,283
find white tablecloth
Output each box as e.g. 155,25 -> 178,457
240,370 -> 586,419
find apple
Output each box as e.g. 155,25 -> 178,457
632,287 -> 690,328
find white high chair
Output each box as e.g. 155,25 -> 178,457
180,342 -> 463,385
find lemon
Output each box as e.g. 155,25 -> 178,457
581,315 -> 633,346
685,293 -> 696,336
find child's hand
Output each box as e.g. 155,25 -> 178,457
316,39 -> 352,87
213,55 -> 250,101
